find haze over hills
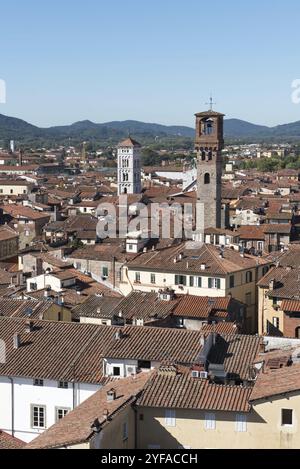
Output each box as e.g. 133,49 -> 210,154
0,113 -> 300,146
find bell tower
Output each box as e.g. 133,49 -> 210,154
195,105 -> 225,234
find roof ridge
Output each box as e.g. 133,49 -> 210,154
203,244 -> 227,274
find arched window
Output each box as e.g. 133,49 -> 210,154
123,173 -> 128,182
296,327 -> 300,339
204,173 -> 210,184
123,187 -> 127,194
201,151 -> 206,161
208,151 -> 212,160
202,118 -> 214,135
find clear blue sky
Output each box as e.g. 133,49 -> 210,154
1,0 -> 300,127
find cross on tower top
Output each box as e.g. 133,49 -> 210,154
205,95 -> 216,111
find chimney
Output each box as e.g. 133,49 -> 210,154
106,388 -> 116,402
200,264 -> 206,271
13,333 -> 20,349
115,329 -> 124,340
91,418 -> 101,432
25,320 -> 33,333
269,279 -> 275,290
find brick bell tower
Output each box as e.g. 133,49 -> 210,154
195,102 -> 225,235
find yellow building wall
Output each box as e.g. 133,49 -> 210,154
258,287 -> 284,335
137,396 -> 300,449
91,404 -> 136,450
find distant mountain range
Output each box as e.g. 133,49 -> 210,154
0,113 -> 300,146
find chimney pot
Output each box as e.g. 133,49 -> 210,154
107,389 -> 116,402
13,333 -> 20,349
25,320 -> 33,333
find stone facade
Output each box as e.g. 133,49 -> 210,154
195,110 -> 224,234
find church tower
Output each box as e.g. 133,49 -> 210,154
117,137 -> 142,195
195,106 -> 225,233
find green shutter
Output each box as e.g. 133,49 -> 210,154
217,278 -> 221,289
190,276 -> 194,287
208,278 -> 212,288
198,277 -> 202,287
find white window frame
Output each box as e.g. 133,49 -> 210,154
55,407 -> 70,422
273,317 -> 280,328
205,412 -> 216,430
33,378 -> 44,387
31,404 -> 46,429
165,409 -> 176,427
58,381 -> 68,389
235,413 -> 247,432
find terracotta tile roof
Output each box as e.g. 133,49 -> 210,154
51,270 -> 77,281
0,298 -> 55,319
237,225 -> 265,241
171,295 -> 231,319
265,212 -> 293,220
195,110 -> 225,117
69,243 -> 138,264
0,317 -> 118,384
26,373 -> 149,449
0,165 -> 38,172
126,242 -> 269,275
201,322 -> 239,335
0,204 -> 50,221
109,291 -> 179,322
257,266 -> 283,288
118,137 -> 141,147
0,430 -> 25,449
263,224 -> 291,234
264,268 -> 300,299
281,299 -> 300,312
235,197 -> 265,211
102,326 -> 204,364
72,294 -> 123,320
250,364 -> 300,401
0,225 -> 18,241
207,334 -> 261,381
137,368 -> 251,412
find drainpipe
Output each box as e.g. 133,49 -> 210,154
8,377 -> 14,437
72,381 -> 76,410
133,404 -> 138,450
112,256 -> 116,289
